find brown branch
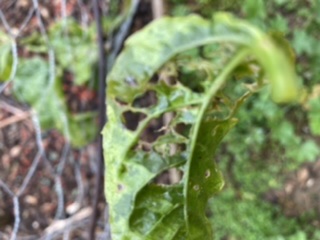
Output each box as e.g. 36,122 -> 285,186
151,0 -> 165,19
0,112 -> 31,129
151,0 -> 181,183
0,101 -> 26,115
41,207 -> 93,239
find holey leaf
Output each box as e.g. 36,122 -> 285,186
103,13 -> 300,240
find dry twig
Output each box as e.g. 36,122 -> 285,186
41,207 -> 93,240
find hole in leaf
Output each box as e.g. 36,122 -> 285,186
163,76 -> 177,85
140,116 -> 165,143
115,97 -> 128,106
153,168 -> 183,185
139,111 -> 178,144
177,68 -> 206,93
175,123 -> 192,138
150,73 -> 159,84
122,111 -> 147,131
133,90 -> 158,108
134,141 -> 153,152
153,140 -> 187,158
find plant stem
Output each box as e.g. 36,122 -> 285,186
184,49 -> 250,230
89,0 -> 108,239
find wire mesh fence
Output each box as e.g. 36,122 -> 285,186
0,0 -> 110,239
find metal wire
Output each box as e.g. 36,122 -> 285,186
0,0 -> 110,239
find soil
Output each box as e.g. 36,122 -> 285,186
265,159 -> 320,224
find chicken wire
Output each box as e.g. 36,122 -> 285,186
0,0 -> 110,239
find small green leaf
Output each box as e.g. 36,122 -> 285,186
49,19 -> 97,85
308,97 -> 320,135
292,30 -> 315,56
0,31 -> 13,81
13,58 -> 96,147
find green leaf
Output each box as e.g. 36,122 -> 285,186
0,31 -> 13,81
308,97 -> 320,135
13,57 -> 97,147
103,13 -> 300,240
185,118 -> 234,238
21,19 -> 97,85
129,184 -> 185,238
296,140 -> 320,162
108,14 -> 300,104
68,112 -> 98,147
292,30 -> 316,56
242,0 -> 266,20
49,19 -> 97,85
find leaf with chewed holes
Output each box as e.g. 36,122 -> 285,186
103,12 -> 300,240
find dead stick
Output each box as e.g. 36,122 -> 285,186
0,101 -> 26,115
41,207 -> 93,239
151,0 -> 164,19
151,0 -> 181,183
0,112 -> 31,129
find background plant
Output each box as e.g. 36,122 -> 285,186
0,1 -> 135,238
0,2 -> 135,147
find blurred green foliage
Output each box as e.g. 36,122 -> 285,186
0,1 -> 137,147
49,20 -> 97,85
0,20 -> 98,147
308,97 -> 320,135
210,190 -> 301,240
169,0 -> 240,17
0,31 -> 13,81
21,19 -> 98,85
211,189 -> 320,240
169,0 -> 320,239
